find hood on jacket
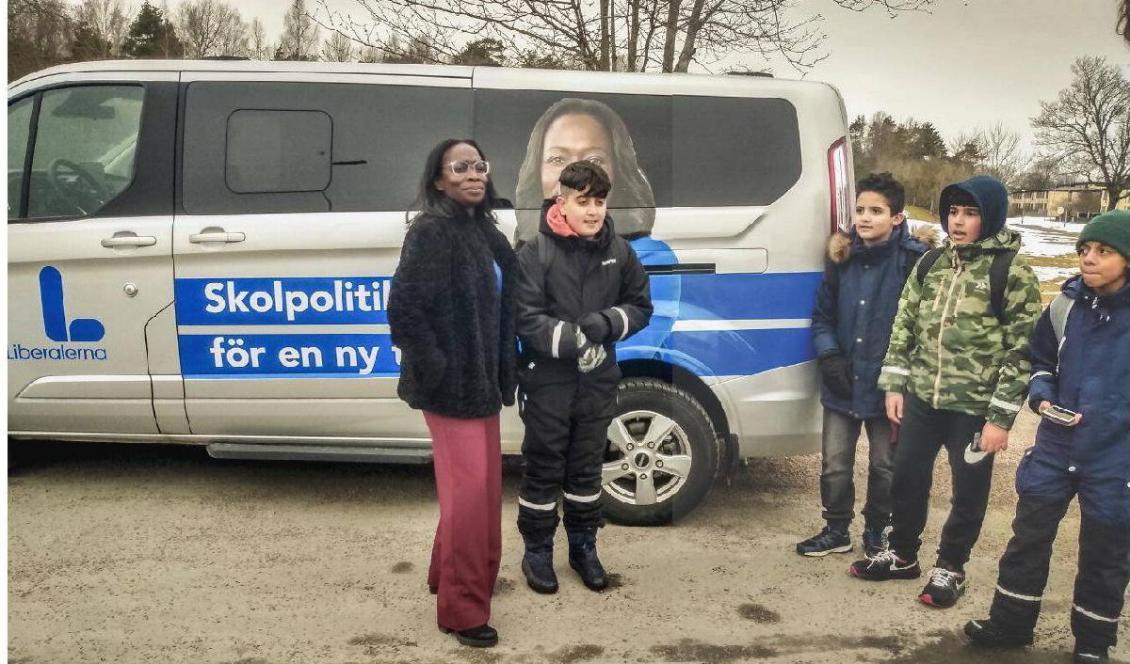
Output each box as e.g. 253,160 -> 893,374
949,226 -> 1023,260
939,175 -> 1009,240
826,221 -> 939,265
538,197 -> 615,249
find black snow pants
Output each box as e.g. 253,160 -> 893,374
516,359 -> 619,541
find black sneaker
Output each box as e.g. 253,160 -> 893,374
918,565 -> 966,608
849,549 -> 921,580
1073,646 -> 1109,663
862,525 -> 889,558
796,525 -> 852,557
963,618 -> 1033,648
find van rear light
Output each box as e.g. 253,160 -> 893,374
827,137 -> 851,235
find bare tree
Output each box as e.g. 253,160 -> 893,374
175,0 -> 247,58
1033,56 -> 1130,211
321,31 -> 355,61
248,17 -> 272,59
973,123 -> 1029,188
8,0 -> 73,80
278,0 -> 321,61
73,0 -> 129,58
311,0 -> 938,73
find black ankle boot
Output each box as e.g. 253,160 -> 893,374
521,534 -> 558,594
567,528 -> 608,591
439,623 -> 498,648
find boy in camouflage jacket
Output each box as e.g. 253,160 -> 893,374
848,175 -> 1043,610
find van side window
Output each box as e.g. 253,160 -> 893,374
182,82 -> 473,214
672,96 -> 801,207
25,85 -> 144,219
7,97 -> 33,218
226,110 -> 332,194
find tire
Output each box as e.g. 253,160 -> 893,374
600,378 -> 721,526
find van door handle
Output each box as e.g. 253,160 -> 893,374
101,235 -> 157,248
189,231 -> 246,244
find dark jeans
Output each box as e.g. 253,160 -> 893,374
820,409 -> 894,529
888,391 -> 993,568
990,491 -> 1130,651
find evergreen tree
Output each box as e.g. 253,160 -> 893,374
122,1 -> 183,58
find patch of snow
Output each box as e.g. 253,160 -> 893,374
1031,265 -> 1078,283
1008,216 -> 1080,259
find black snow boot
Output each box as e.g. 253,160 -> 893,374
521,533 -> 558,594
567,528 -> 608,591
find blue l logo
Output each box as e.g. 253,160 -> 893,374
39,266 -> 105,342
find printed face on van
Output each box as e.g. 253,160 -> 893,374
946,205 -> 982,245
514,97 -> 658,242
558,187 -> 607,238
541,113 -> 613,197
1077,240 -> 1129,295
433,142 -> 488,207
853,190 -> 904,246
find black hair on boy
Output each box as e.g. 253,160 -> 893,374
559,160 -> 612,199
856,172 -> 906,214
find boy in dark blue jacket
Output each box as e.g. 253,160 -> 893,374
964,211 -> 1130,664
797,173 -> 936,557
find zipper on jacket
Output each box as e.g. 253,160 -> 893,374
934,252 -> 964,408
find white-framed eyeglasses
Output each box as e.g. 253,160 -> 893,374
448,160 -> 490,176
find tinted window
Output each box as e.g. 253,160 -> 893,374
673,96 -> 801,207
26,85 -> 144,219
8,97 -> 33,218
226,110 -> 332,193
183,82 -> 473,214
475,89 -> 801,241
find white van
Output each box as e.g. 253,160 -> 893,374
8,60 -> 853,525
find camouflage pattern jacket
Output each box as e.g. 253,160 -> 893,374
878,228 -> 1043,429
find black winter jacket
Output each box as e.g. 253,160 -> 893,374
516,200 -> 652,384
388,205 -> 519,419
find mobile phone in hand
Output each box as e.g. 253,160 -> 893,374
1041,404 -> 1079,426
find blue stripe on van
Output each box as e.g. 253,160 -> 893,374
664,271 -> 822,321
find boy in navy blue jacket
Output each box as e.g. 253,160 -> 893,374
798,173 -> 936,557
964,211 -> 1130,664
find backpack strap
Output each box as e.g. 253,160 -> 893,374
915,247 -> 944,287
536,235 -> 556,293
988,250 -> 1018,325
1048,292 -> 1074,347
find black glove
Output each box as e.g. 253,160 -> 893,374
818,353 -> 853,400
579,312 -> 612,344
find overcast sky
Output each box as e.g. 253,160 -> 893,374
167,0 -> 1126,149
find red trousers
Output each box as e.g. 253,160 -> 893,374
423,411 -> 502,630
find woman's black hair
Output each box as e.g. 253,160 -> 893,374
413,138 -> 502,222
515,98 -> 656,242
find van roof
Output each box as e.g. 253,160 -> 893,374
9,59 -> 833,96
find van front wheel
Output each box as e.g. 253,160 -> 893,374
600,378 -> 721,526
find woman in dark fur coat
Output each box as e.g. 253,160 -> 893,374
387,139 -> 518,649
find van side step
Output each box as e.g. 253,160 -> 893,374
206,443 -> 432,464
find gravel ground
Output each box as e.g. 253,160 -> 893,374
8,409 -> 1128,664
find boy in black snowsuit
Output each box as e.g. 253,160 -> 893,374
515,160 -> 653,593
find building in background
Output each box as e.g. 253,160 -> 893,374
1010,185 -> 1103,221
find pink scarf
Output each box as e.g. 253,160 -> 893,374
546,202 -> 578,238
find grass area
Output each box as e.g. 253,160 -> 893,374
1025,253 -> 1079,269
906,205 -> 938,223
